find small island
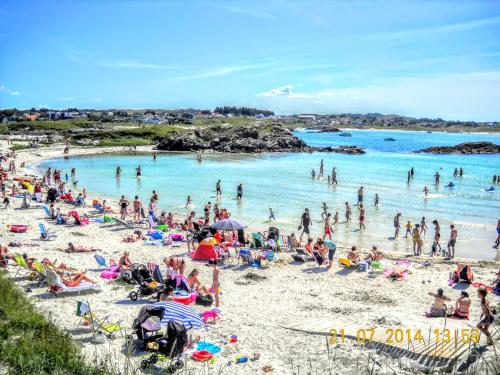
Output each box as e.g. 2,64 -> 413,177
417,141 -> 500,154
155,124 -> 365,154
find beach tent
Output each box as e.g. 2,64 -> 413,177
192,237 -> 218,260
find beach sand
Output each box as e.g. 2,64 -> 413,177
1,140 -> 499,374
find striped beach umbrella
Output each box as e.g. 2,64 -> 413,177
154,301 -> 203,329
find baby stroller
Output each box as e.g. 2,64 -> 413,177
128,264 -> 165,301
127,304 -> 164,350
140,320 -> 188,372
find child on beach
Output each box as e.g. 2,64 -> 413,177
208,259 -> 220,307
405,221 -> 412,238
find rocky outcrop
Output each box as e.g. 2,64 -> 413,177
155,124 -> 365,154
417,142 -> 500,154
319,145 -> 365,154
306,127 -> 341,133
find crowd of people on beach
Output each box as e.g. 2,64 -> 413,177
0,145 -> 499,352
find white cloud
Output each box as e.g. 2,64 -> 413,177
57,97 -> 75,101
0,85 -> 20,95
367,16 -> 500,41
256,71 -> 500,121
257,85 -> 314,99
171,63 -> 272,82
222,6 -> 276,19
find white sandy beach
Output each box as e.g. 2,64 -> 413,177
1,140 -> 499,375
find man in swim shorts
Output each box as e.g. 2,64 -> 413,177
447,224 -> 457,258
299,208 -> 312,242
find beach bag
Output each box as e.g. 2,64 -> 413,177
196,294 -> 214,307
358,261 -> 368,272
292,254 -> 306,263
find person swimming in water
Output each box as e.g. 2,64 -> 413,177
136,165 -> 142,177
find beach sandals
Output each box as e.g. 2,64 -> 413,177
262,365 -> 273,372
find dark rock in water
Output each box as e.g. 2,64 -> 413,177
318,145 -> 366,154
416,142 -> 500,154
155,124 -> 364,154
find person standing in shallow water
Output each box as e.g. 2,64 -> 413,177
345,202 -> 352,222
311,169 -> 316,179
374,194 -> 380,207
216,180 -> 222,197
447,224 -> 458,258
394,213 -> 401,238
115,166 -> 121,179
357,186 -> 364,205
358,204 -> 366,230
319,159 -> 324,177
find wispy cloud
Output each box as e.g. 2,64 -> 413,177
257,85 -> 312,99
367,16 -> 500,40
0,86 -> 20,95
67,52 -> 176,70
171,63 -> 273,82
222,6 -> 276,20
57,97 -> 75,101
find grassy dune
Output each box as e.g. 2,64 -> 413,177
0,271 -> 110,375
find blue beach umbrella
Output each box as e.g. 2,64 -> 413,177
210,219 -> 246,231
154,301 -> 204,329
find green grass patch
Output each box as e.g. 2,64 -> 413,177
11,143 -> 30,150
0,271 -> 111,374
98,137 -> 154,147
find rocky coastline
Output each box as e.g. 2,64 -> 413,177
417,141 -> 500,154
155,124 -> 365,154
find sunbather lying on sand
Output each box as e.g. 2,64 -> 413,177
64,242 -> 100,253
188,269 -> 209,294
122,229 -> 144,242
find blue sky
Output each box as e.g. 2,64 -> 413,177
1,0 -> 500,120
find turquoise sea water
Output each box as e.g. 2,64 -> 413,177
38,129 -> 500,260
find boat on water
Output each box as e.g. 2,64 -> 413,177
339,132 -> 352,137
384,137 -> 396,141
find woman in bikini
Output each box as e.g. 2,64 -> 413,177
187,269 -> 209,294
453,291 -> 471,319
58,271 -> 97,287
477,288 -> 494,346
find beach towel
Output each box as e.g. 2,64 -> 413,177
395,259 -> 411,267
472,282 -> 493,292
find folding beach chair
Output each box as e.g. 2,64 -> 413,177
94,254 -> 108,269
42,206 -> 52,219
39,223 -> 56,240
46,269 -> 101,295
13,255 -> 31,277
32,260 -> 47,286
278,235 -> 291,252
76,300 -> 123,339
